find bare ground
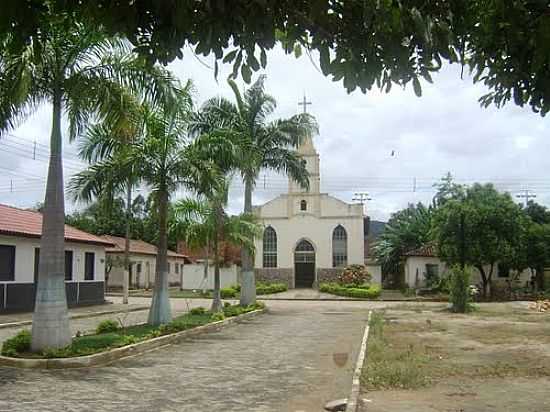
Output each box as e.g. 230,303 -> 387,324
360,302 -> 550,412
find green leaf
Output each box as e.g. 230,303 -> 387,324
223,49 -> 238,63
260,48 -> 267,68
412,77 -> 422,97
294,44 -> 302,58
214,60 -> 219,81
241,64 -> 252,83
319,45 -> 330,75
247,54 -> 260,71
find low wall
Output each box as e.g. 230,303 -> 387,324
0,281 -> 105,313
182,264 -> 239,290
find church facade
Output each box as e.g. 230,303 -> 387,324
253,133 -> 364,288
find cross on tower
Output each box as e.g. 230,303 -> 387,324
298,94 -> 312,114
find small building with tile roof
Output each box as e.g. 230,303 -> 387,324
102,235 -> 191,290
0,203 -> 114,312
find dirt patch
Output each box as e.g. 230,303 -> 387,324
360,304 -> 550,411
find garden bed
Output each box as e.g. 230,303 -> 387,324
319,282 -> 381,299
0,302 -> 265,367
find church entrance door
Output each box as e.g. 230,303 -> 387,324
294,239 -> 315,288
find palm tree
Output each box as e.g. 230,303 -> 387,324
190,76 -> 318,306
172,184 -> 260,312
0,10 -> 181,350
71,87 -> 223,325
70,88 -> 173,304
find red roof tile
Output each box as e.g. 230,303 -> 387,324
404,244 -> 438,258
0,203 -> 114,246
102,235 -> 191,262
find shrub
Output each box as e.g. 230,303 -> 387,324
210,312 -> 225,322
256,282 -> 288,295
449,266 -> 472,313
229,284 -> 241,292
319,282 -> 381,299
96,319 -> 120,334
338,264 -> 372,287
220,287 -> 238,298
1,330 -> 31,357
189,307 -> 207,315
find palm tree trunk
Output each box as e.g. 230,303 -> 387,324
123,182 -> 132,304
211,209 -> 222,312
148,189 -> 172,325
31,91 -> 72,351
240,175 -> 256,306
202,236 -> 209,295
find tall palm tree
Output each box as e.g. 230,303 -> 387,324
71,88 -> 222,325
172,184 -> 260,312
190,76 -> 318,306
0,10 -> 181,350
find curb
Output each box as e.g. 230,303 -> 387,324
345,310 -> 372,412
0,305 -> 150,330
0,308 -> 266,369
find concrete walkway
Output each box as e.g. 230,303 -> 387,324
0,299 -> 393,412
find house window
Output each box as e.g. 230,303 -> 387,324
0,245 -> 15,281
84,252 -> 95,280
263,226 -> 277,268
65,251 -> 73,281
137,263 -> 142,274
332,225 -> 347,267
175,263 -> 179,274
300,200 -> 307,211
498,264 -> 509,278
167,262 -> 171,273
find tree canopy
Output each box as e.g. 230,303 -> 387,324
3,1 -> 550,114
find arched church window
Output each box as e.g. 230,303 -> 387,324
300,200 -> 307,211
263,226 -> 277,268
332,225 -> 348,267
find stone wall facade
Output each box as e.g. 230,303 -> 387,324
316,268 -> 343,285
255,268 -> 294,288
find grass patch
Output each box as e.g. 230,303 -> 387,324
2,303 -> 265,359
362,307 -> 550,392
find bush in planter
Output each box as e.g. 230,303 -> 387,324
256,282 -> 288,295
220,287 -> 238,298
1,330 -> 31,357
319,282 -> 381,299
96,319 -> 120,334
210,312 -> 225,322
337,264 -> 372,287
189,307 -> 207,315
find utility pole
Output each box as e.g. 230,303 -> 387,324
516,189 -> 537,207
298,93 -> 312,114
352,192 -> 371,214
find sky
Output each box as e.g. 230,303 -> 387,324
1,46 -> 549,222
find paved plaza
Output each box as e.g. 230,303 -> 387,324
0,298 -> 393,412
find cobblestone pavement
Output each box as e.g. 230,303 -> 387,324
0,299 -> 392,412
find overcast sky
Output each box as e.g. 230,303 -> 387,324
1,46 -> 549,222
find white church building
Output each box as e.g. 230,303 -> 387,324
253,131 -> 365,288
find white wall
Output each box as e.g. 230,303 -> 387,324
365,262 -> 382,285
107,253 -> 187,289
404,256 -> 532,288
0,235 -> 106,283
181,263 -> 239,290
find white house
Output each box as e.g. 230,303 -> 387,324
253,132 -> 365,288
103,235 -> 191,290
403,245 -> 533,288
0,203 -> 112,312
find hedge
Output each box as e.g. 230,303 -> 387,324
319,282 -> 381,299
256,282 -> 287,295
